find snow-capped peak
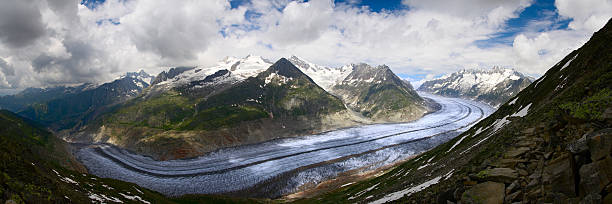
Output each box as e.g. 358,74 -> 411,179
418,67 -> 533,106
433,68 -> 526,93
216,55 -> 272,80
154,55 -> 272,89
287,55 -> 353,91
119,70 -> 155,86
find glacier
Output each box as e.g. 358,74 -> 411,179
76,93 -> 493,197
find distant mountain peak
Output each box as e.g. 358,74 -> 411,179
266,58 -> 310,80
418,67 -> 533,106
122,70 -> 155,85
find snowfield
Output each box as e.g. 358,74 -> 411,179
76,93 -> 493,197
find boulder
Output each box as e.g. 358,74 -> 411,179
497,159 -> 527,168
505,191 -> 521,203
567,133 -> 589,154
580,193 -> 602,204
587,129 -> 612,161
602,107 -> 612,119
461,181 -> 505,204
474,168 -> 518,184
579,160 -> 610,195
543,153 -> 576,196
506,180 -> 520,194
504,147 -> 530,158
604,193 -> 612,204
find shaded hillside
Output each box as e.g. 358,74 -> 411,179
18,72 -> 152,130
301,18 -> 612,204
0,84 -> 95,113
0,110 -> 171,203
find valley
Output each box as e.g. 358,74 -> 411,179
1,1 -> 609,203
75,93 -> 493,198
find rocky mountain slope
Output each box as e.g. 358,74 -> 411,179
76,58 -> 364,160
418,67 -> 533,107
17,71 -> 154,130
331,63 -> 428,122
289,56 -> 430,122
300,18 -> 612,204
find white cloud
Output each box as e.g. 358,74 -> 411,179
0,0 -> 609,91
556,0 -> 612,32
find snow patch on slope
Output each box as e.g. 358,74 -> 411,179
561,53 -> 578,70
369,176 -> 442,204
511,103 -> 531,117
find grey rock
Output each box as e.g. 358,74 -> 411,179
580,193 -> 602,204
543,153 -> 576,196
505,147 -> 530,158
587,129 -> 612,161
603,107 -> 612,119
506,180 -> 520,194
518,168 -> 528,176
579,159 -> 610,195
604,193 -> 612,204
505,191 -> 521,203
461,181 -> 505,204
478,168 -> 518,184
567,133 -> 590,154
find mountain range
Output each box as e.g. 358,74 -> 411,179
1,55 -> 430,160
418,67 -> 534,106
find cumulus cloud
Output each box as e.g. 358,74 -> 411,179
402,0 -> 532,26
121,0 -> 237,61
508,0 -> 611,76
0,0 -> 47,48
0,0 -> 609,92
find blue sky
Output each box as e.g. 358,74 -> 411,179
475,0 -> 571,48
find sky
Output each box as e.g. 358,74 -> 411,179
0,0 -> 610,94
